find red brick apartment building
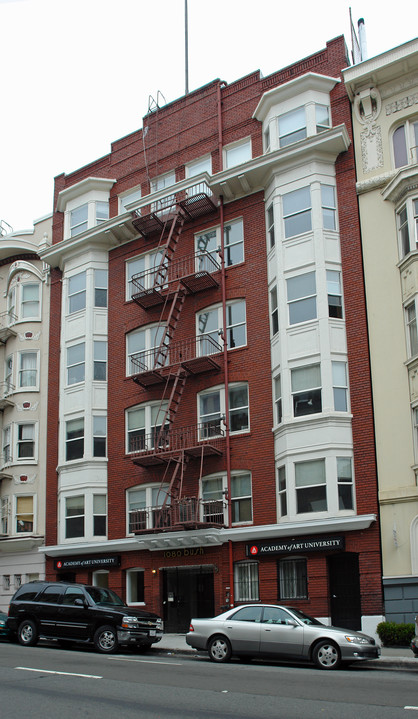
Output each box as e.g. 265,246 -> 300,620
41,35 -> 383,633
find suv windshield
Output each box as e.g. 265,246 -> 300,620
288,608 -> 324,626
85,587 -> 126,607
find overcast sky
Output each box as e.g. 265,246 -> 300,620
1,0 -> 416,231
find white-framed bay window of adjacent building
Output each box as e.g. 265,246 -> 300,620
291,364 -> 322,417
282,186 -> 312,238
18,351 -> 39,390
15,494 -> 35,534
392,119 -> 418,169
126,324 -> 165,375
8,279 -> 41,324
397,198 -> 418,258
195,218 -> 244,269
198,383 -> 249,439
406,300 -> 418,358
196,300 -> 246,354
201,471 -> 252,525
277,455 -> 355,520
62,492 -> 107,542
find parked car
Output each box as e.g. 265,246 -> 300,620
7,580 -> 163,653
411,636 -> 418,657
0,610 -> 11,639
186,604 -> 381,670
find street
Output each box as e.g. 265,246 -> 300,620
0,640 -> 417,719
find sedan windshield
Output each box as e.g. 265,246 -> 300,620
85,587 -> 125,607
288,608 -> 324,626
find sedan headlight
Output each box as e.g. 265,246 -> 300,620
345,635 -> 369,644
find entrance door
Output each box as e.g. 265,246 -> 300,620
328,553 -> 361,630
162,566 -> 214,633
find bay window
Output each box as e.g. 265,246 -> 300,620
283,186 -> 312,238
93,494 -> 107,536
321,184 -> 337,230
327,270 -> 343,318
406,301 -> 418,357
274,375 -> 282,424
16,495 -> 34,533
397,198 -> 418,258
267,204 -> 275,248
278,107 -> 306,147
67,343 -> 85,385
287,271 -> 316,325
270,286 -> 279,335
66,418 -> 84,461
65,495 -> 84,538
295,458 -> 327,513
7,280 -> 41,323
332,361 -> 348,411
69,201 -> 109,237
93,416 -> 106,457
337,457 -> 354,510
18,352 -> 38,389
277,465 -> 287,516
94,269 -> 108,308
93,341 -> 107,381
17,424 -> 35,460
393,119 -> 418,168
68,271 -> 86,313
291,364 -> 322,417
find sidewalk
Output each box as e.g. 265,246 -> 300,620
154,634 -> 418,671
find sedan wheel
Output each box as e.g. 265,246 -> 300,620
312,640 -> 341,670
18,619 -> 38,647
208,635 -> 232,663
94,625 -> 118,654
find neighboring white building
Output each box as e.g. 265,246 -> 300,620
344,38 -> 418,622
0,215 -> 51,611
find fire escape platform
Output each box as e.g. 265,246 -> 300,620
131,441 -> 224,467
131,269 -> 220,309
130,427 -> 225,467
131,191 -> 217,240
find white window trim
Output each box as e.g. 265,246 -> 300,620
15,421 -> 38,463
7,277 -> 42,325
17,350 -> 40,392
59,490 -> 107,544
126,568 -> 146,606
195,217 -> 244,268
13,493 -> 36,536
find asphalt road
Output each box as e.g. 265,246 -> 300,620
0,640 -> 417,719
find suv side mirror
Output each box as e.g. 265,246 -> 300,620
74,598 -> 86,608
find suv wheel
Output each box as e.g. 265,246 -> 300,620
94,625 -> 118,654
18,619 -> 38,647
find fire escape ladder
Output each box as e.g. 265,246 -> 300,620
154,207 -> 186,290
154,286 -> 186,369
164,450 -> 190,505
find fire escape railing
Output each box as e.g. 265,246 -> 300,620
129,335 -> 223,375
129,423 -> 225,457
129,498 -> 226,533
130,250 -> 220,297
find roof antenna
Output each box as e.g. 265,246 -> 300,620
185,0 -> 189,95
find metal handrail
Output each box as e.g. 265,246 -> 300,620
131,250 -> 220,294
129,497 -> 226,532
129,335 -> 222,374
129,422 -> 225,455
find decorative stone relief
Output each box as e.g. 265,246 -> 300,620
385,92 -> 418,115
17,331 -> 41,341
360,124 -> 384,173
13,473 -> 36,485
354,88 -> 382,125
16,401 -> 39,412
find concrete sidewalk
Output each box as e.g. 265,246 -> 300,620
153,633 -> 418,671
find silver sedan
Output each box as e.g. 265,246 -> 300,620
186,604 -> 381,670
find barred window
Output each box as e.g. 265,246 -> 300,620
234,561 -> 259,601
278,558 -> 307,599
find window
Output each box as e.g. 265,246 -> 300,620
295,459 -> 327,513
5,356 -> 13,393
224,138 -> 251,168
3,575 -> 10,590
150,171 -> 176,213
126,569 -> 145,604
95,201 -> 109,225
278,107 -> 306,147
68,272 -> 86,313
291,364 -> 322,417
406,302 -> 418,357
398,205 -> 410,257
231,473 -> 252,523
274,376 -> 282,424
17,424 -> 35,459
127,485 -> 170,532
94,269 -> 108,308
3,426 -> 11,464
321,185 -> 337,230
283,186 -> 312,238
94,341 -> 107,381
119,186 -> 142,213
93,416 -> 106,457
264,126 -> 271,152
66,418 -> 84,461
270,287 -> 279,335
18,352 -> 38,389
316,104 -> 330,133
126,402 -> 169,453
65,495 -> 84,538
93,494 -> 106,535
332,361 -> 348,411
67,343 -> 85,385
16,495 -> 34,533
185,156 -> 212,194
278,558 -> 307,599
21,284 -> 40,319
14,574 -> 22,589
234,561 -> 259,601
70,204 -> 88,237
277,466 -> 287,516
267,205 -> 275,248
287,271 -> 316,325
327,270 -> 343,318
201,476 -> 225,524
195,218 -> 244,268
127,324 -> 165,375
393,120 -> 418,168
397,199 -> 418,257
199,383 -> 249,438
7,281 -> 41,323
337,457 -> 354,510
126,250 -> 163,299
197,300 -> 246,354
1,497 -> 8,534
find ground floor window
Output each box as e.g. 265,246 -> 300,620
234,561 -> 259,601
278,558 -> 308,599
126,569 -> 145,604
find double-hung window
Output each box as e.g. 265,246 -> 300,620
18,352 -> 38,389
126,402 -> 169,453
270,286 -> 279,335
16,496 -> 34,533
283,187 -> 312,238
119,186 -> 142,214
201,477 -> 225,524
17,424 -> 35,460
234,561 -> 259,601
93,495 -> 107,536
406,301 -> 418,357
231,473 -> 252,523
327,270 -> 343,318
127,324 -> 166,375
393,120 -> 418,168
127,485 -> 170,532
197,300 -> 246,354
316,104 -> 330,133
224,139 -> 251,168
150,171 -> 176,213
66,418 -> 84,461
337,457 -> 354,510
199,383 -> 249,438
186,155 -> 212,196
1,497 -> 9,534
65,495 -> 84,538
93,416 -> 106,457
126,250 -> 163,299
67,343 -> 85,385
70,204 -> 88,237
287,271 -> 316,325
94,270 -> 108,308
21,284 -> 40,319
277,466 -> 287,516
93,341 -> 107,381
68,272 -> 86,314
278,107 -> 306,147
295,458 -> 327,513
267,205 -> 275,248
196,218 -> 244,269
274,376 -> 282,424
291,364 -> 322,417
397,199 -> 418,258
332,361 -> 348,411
3,426 -> 11,464
321,185 -> 337,230
5,356 -> 13,393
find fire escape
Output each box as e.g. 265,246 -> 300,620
128,184 -> 226,534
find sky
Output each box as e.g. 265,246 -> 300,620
1,0 -> 416,231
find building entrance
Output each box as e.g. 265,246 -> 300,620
162,566 -> 214,633
328,552 -> 361,630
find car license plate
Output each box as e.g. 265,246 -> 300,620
149,630 -> 156,636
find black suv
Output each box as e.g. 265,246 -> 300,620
7,581 -> 163,653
